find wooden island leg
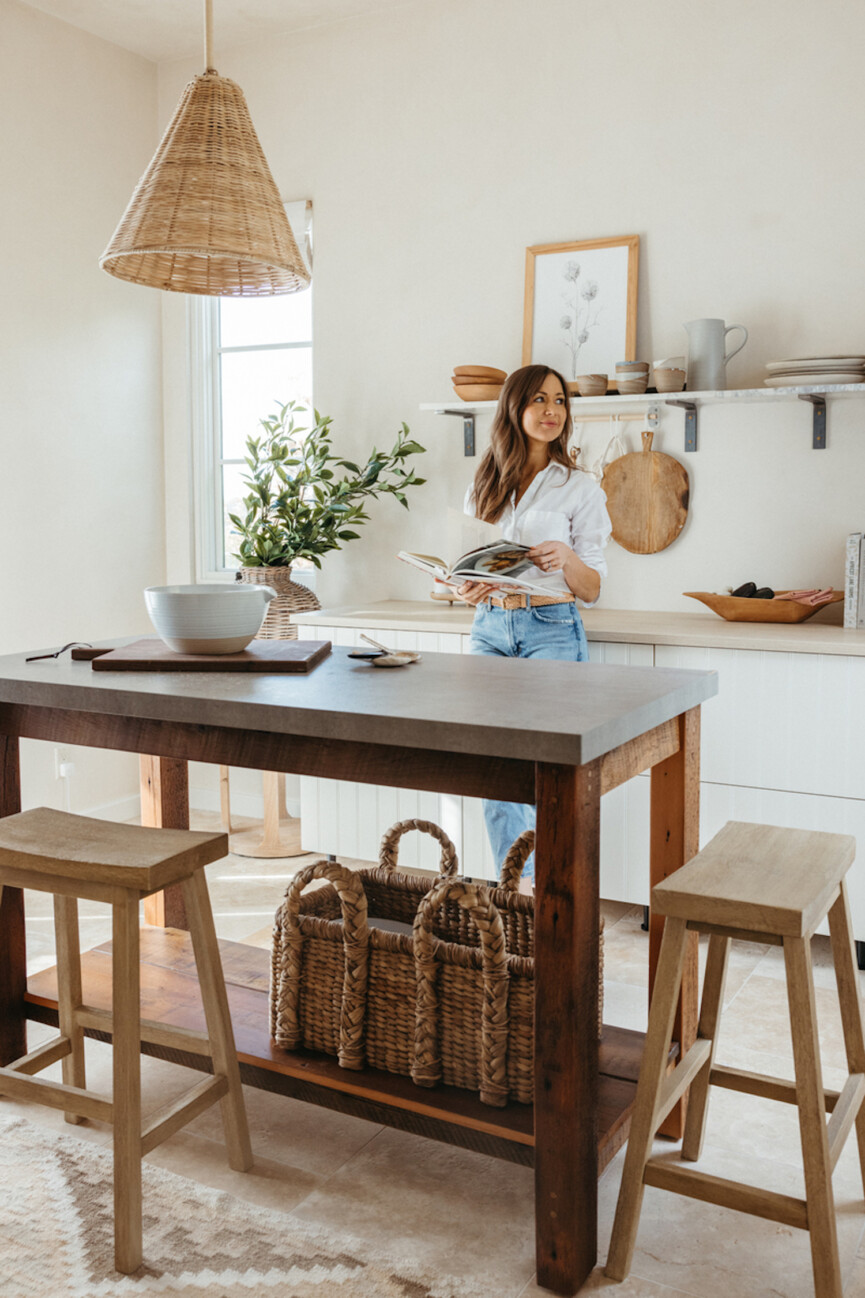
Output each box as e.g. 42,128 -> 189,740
534,759 -> 601,1296
0,731 -> 25,1063
140,755 -> 190,929
649,707 -> 700,1139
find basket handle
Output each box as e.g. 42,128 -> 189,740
270,859 -> 369,1070
378,818 -> 459,878
411,879 -> 509,1107
499,830 -> 535,893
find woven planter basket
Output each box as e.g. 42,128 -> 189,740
270,821 -> 604,1108
238,567 -> 320,640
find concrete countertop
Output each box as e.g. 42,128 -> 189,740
294,600 -> 865,657
0,643 -> 716,768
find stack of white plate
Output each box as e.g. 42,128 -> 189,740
763,356 -> 865,387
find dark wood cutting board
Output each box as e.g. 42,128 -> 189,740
601,430 -> 690,554
84,637 -> 332,673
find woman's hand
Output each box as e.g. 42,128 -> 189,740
457,580 -> 499,606
528,540 -> 601,604
528,541 -> 572,574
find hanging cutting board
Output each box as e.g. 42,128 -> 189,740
601,430 -> 689,554
82,637 -> 332,672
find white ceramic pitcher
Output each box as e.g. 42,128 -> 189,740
683,318 -> 748,391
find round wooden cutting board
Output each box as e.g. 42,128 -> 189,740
601,430 -> 689,553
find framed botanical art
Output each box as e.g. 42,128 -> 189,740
522,235 -> 639,383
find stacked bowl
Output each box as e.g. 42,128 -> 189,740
452,365 -> 506,401
615,361 -> 649,394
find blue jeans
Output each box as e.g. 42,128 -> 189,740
469,600 -> 589,882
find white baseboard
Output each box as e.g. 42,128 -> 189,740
74,794 -> 142,823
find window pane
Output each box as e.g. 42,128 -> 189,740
219,291 -> 312,348
220,346 -> 313,460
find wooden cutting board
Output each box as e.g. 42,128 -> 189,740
83,637 -> 332,673
601,430 -> 690,554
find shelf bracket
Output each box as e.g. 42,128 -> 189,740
664,400 -> 698,452
798,394 -> 827,449
436,409 -> 476,456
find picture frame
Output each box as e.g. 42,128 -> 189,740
522,235 -> 639,387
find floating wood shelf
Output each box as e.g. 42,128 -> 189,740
422,382 -> 865,452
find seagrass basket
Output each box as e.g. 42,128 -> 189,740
270,820 -> 604,1107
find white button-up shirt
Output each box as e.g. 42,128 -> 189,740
464,462 -> 611,605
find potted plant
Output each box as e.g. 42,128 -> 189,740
229,400 -> 426,636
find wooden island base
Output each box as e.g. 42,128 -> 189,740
25,927 -> 675,1173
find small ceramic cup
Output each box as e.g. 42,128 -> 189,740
576,374 -> 608,396
652,367 -> 687,393
617,375 -> 649,394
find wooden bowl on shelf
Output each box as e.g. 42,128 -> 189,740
684,590 -> 844,623
453,365 -> 507,381
452,383 -> 503,401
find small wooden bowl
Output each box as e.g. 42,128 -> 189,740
684,591 -> 844,623
576,374 -> 608,397
452,383 -> 504,401
453,365 -> 507,381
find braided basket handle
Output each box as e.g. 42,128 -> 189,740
499,829 -> 535,893
378,818 -> 459,878
411,879 -> 509,1107
270,859 -> 369,1070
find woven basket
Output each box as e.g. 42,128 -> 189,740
100,72 -> 310,297
270,820 -> 604,1107
238,567 -> 321,640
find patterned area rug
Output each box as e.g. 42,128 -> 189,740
0,1115 -> 486,1298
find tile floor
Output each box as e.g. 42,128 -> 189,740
8,814 -> 865,1297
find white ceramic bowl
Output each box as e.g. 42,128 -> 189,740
144,584 -> 277,654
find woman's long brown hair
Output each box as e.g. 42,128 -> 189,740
471,365 -> 574,522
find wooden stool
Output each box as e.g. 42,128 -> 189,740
606,821 -> 865,1298
0,807 -> 253,1274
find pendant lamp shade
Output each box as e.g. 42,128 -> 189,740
100,71 -> 310,296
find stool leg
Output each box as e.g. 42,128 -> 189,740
681,934 -> 730,1162
53,895 -> 86,1123
181,871 -> 253,1172
784,935 -> 842,1298
827,880 -> 865,1195
112,894 -> 142,1274
606,916 -> 690,1281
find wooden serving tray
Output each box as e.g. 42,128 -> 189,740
80,637 -> 332,673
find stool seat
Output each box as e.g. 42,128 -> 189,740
0,807 -> 227,893
652,821 -> 855,937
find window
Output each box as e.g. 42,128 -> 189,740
192,200 -> 313,580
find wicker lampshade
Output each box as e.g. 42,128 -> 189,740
100,70 -> 310,297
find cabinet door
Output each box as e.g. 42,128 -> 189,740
655,645 -> 865,800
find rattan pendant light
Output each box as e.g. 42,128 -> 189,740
100,0 -> 309,296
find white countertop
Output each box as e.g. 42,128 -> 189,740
294,600 -> 865,656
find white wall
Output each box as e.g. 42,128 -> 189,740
1,1 -> 162,816
160,0 -> 865,618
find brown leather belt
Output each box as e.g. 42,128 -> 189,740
488,593 -> 575,610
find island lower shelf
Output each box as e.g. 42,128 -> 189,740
24,927 -> 671,1172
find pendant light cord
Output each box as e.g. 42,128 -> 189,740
204,0 -> 214,73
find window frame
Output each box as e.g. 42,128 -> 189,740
190,202 -> 314,584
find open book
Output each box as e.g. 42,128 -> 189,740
398,540 -> 551,595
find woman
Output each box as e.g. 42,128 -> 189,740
458,364 -> 612,883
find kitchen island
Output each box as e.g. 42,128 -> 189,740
0,640 -> 715,1296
